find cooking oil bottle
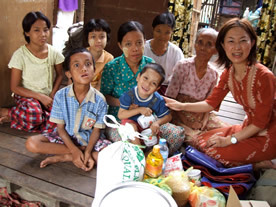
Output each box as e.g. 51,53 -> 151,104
145,145 -> 163,178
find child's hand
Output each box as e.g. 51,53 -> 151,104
140,107 -> 152,116
83,151 -> 95,171
84,155 -> 95,171
150,122 -> 160,135
71,148 -> 86,170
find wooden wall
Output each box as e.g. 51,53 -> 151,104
0,0 -> 56,107
84,0 -> 169,57
0,0 -> 169,107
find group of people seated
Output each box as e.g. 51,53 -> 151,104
0,10 -> 275,172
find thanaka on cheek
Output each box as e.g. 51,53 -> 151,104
123,47 -> 129,58
141,45 -> 144,54
88,39 -> 95,47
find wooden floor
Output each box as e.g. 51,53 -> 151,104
0,123 -> 96,207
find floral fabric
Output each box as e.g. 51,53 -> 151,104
256,0 -> 276,68
168,0 -> 193,57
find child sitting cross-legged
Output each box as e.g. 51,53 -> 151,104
25,48 -> 111,171
118,63 -> 172,146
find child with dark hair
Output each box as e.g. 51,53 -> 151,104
0,11 -> 64,133
83,19 -> 114,90
25,47 -> 111,171
144,12 -> 184,95
64,19 -> 114,90
118,63 -> 172,146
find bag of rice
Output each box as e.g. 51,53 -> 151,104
166,170 -> 191,206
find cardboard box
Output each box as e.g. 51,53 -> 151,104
226,186 -> 270,207
240,200 -> 270,207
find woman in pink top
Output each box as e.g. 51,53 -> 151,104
166,28 -> 228,142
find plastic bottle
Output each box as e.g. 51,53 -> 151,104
243,7 -> 250,19
159,138 -> 169,171
145,145 -> 163,178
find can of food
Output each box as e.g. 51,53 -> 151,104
140,128 -> 158,147
187,169 -> 201,186
137,114 -> 156,129
92,181 -> 177,207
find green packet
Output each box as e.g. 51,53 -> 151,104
143,175 -> 172,195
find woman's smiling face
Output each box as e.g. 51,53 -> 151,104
222,27 -> 255,66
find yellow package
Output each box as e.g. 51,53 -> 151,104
189,185 -> 226,207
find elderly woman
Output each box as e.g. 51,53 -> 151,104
100,21 -> 185,154
144,12 -> 184,95
165,28 -> 228,142
165,18 -> 276,169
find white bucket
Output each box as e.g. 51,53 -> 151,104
187,169 -> 201,186
140,128 -> 158,147
92,181 -> 177,207
137,114 -> 156,129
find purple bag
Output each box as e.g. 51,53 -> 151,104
184,146 -> 253,174
182,146 -> 256,197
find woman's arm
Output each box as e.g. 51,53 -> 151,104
104,94 -> 120,107
10,68 -> 53,108
233,124 -> 262,142
164,97 -> 214,113
208,124 -> 262,148
50,63 -> 63,98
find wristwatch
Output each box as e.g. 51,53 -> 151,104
230,136 -> 238,144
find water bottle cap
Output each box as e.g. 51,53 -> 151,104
159,138 -> 166,145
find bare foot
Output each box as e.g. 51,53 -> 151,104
40,154 -> 72,168
253,160 -> 276,170
0,108 -> 10,124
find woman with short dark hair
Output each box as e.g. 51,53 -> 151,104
144,12 -> 184,95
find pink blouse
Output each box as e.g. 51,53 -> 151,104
166,57 -> 218,101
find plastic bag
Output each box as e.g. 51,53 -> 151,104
164,153 -> 183,176
189,186 -> 226,207
166,170 -> 191,207
93,115 -> 146,205
143,175 -> 172,195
